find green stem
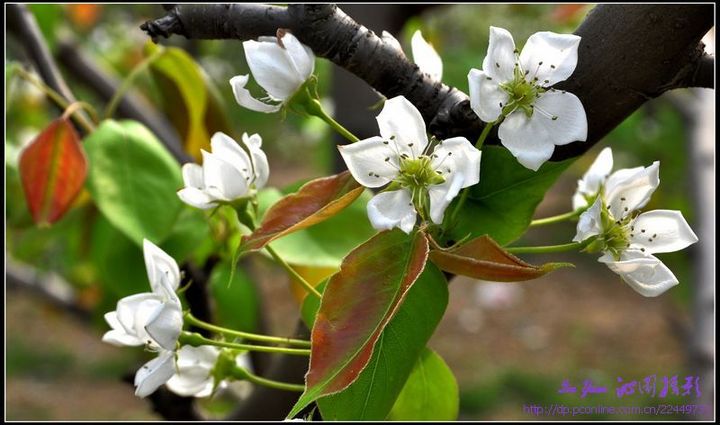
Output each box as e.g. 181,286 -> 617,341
305,98 -> 359,143
266,245 -> 323,300
230,365 -> 305,392
505,237 -> 594,254
12,66 -> 96,133
180,332 -> 311,356
475,120 -> 495,149
103,48 -> 164,119
530,209 -> 583,227
184,312 -> 311,347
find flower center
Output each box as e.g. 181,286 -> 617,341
499,65 -> 546,118
396,155 -> 445,191
590,205 -> 634,260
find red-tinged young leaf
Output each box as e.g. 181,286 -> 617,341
428,235 -> 572,282
288,229 -> 430,418
19,118 -> 87,225
240,171 -> 364,253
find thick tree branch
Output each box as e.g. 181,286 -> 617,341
55,40 -> 192,164
142,4 -> 714,161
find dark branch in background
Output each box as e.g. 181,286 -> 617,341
142,4 -> 714,161
7,4 -> 92,134
56,40 -> 192,164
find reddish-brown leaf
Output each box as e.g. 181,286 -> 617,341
288,229 -> 429,416
429,235 -> 571,281
240,171 -> 364,252
19,118 -> 88,225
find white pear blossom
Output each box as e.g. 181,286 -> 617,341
102,240 -> 185,397
103,239 -> 183,350
411,30 -> 443,81
572,147 -> 614,210
339,96 -> 481,233
573,164 -> 698,297
468,26 -> 587,171
166,345 -> 220,398
231,31 -> 315,113
177,132 -> 269,209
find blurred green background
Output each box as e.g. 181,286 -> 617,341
5,4 -> 713,420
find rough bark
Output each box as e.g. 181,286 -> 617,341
141,4 -> 714,161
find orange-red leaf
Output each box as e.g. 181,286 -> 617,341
288,229 -> 429,417
429,235 -> 571,281
240,171 -> 364,253
19,118 -> 87,225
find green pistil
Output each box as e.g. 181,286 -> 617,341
394,155 -> 444,221
499,68 -> 545,118
588,207 -> 635,260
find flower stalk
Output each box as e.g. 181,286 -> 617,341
184,312 -> 311,347
180,332 -> 312,356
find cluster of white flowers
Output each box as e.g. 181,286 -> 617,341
102,240 -> 251,398
572,148 -> 698,297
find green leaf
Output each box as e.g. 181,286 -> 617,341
84,119 -> 183,246
288,230 -> 432,419
448,146 -> 573,246
208,261 -> 260,332
240,171 -> 365,255
146,43 -> 231,160
315,264 -> 448,420
429,235 -> 573,282
160,206 -> 211,264
387,348 -> 459,421
257,187 -> 376,269
90,214 -> 147,299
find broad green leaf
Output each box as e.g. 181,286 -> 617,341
256,188 -> 376,269
311,264 -> 448,420
160,206 -> 211,264
146,43 -> 232,160
429,235 -> 572,281
240,171 -> 365,255
19,118 -> 87,225
387,348 -> 459,421
208,261 -> 260,332
448,146 -> 573,246
287,229 -> 430,418
84,119 -> 182,246
90,214 -> 147,299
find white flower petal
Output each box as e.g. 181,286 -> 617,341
366,189 -> 417,234
182,163 -> 204,189
533,91 -> 588,146
144,301 -> 183,351
520,31 -> 581,86
376,96 -> 429,157
431,137 -> 482,188
134,350 -> 176,398
143,239 -> 181,294
229,75 -> 282,113
281,32 -> 315,81
572,192 -> 589,211
411,30 -> 443,81
243,39 -> 304,100
115,292 -> 160,338
574,147 -> 613,206
482,26 -> 517,82
600,251 -> 678,297
211,132 -> 253,180
166,345 -> 219,398
498,91 -> 587,171
338,136 -> 399,188
573,196 -> 603,242
629,210 -> 698,254
428,173 -> 465,224
468,68 -> 508,123
178,187 -> 216,210
497,112 -> 555,171
202,150 -> 249,200
241,133 -> 270,189
102,312 -> 144,347
604,161 -> 660,220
